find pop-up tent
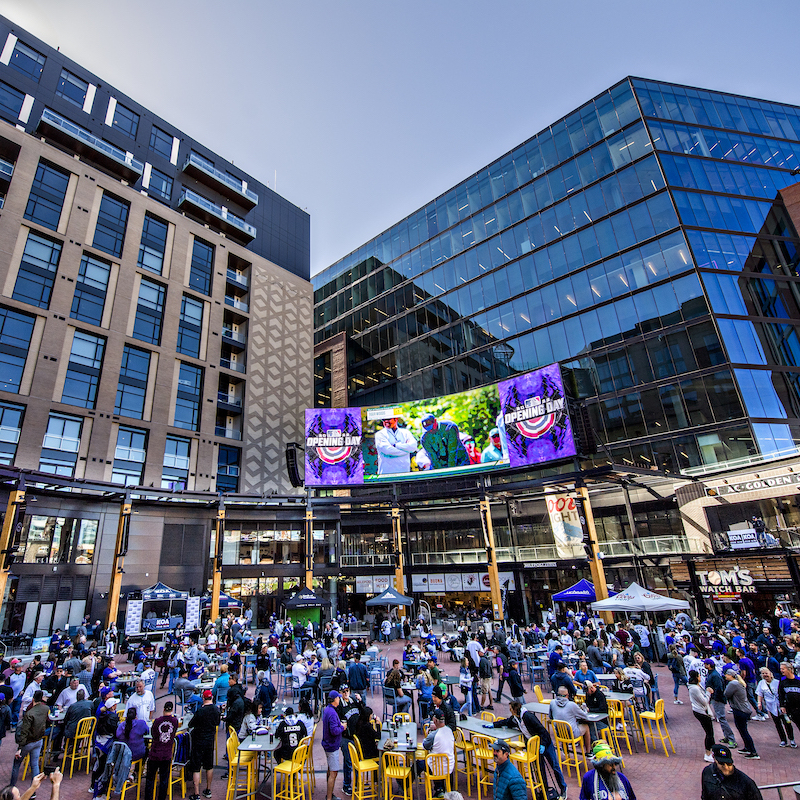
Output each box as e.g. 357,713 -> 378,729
135,582 -> 189,632
284,587 -> 330,609
142,582 -> 188,601
590,582 -> 690,613
552,579 -> 615,603
365,585 -> 414,607
201,593 -> 241,610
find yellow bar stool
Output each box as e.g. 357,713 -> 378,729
349,742 -> 380,800
478,711 -> 496,722
299,734 -> 316,799
105,758 -> 144,800
423,753 -> 452,800
552,719 -> 587,781
600,727 -> 625,769
62,716 -> 96,777
606,699 -> 633,755
168,731 -> 192,800
639,699 -> 675,757
393,713 -> 411,726
534,685 -> 551,705
471,733 -> 496,800
272,742 -> 308,800
453,727 -> 475,794
509,734 -> 544,798
381,751 -> 413,800
227,730 -> 259,800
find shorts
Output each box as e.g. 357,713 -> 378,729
480,678 -> 492,694
325,749 -> 342,771
190,742 -> 215,772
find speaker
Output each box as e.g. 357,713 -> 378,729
285,444 -> 304,488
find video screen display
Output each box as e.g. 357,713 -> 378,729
305,362 -> 577,486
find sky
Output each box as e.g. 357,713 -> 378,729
6,0 -> 800,277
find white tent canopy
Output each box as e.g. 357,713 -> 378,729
590,582 -> 690,613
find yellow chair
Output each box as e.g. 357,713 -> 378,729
349,742 -> 379,800
510,735 -> 545,798
552,719 -> 587,781
272,742 -> 307,800
479,710 -> 496,722
423,753 -> 452,800
471,733 -> 496,800
453,727 -> 475,794
19,737 -> 47,782
105,758 -> 144,800
299,734 -> 316,799
62,716 -> 96,777
600,727 -> 625,769
168,731 -> 192,800
227,729 -> 259,800
639,699 -> 675,757
606,699 -> 633,756
117,708 -> 127,722
382,751 -> 413,800
534,685 -> 551,705
393,712 -> 411,726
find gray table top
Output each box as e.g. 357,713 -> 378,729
238,734 -> 280,752
457,716 -> 521,740
523,701 -> 608,722
379,721 -> 419,753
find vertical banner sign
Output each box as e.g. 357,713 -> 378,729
125,599 -> 143,637
546,493 -> 583,559
185,596 -> 201,631
305,408 -> 364,485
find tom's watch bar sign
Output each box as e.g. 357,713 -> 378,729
696,567 -> 756,597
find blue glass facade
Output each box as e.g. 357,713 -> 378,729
313,78 -> 800,473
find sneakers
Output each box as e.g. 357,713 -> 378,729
780,742 -> 788,747
342,789 -> 352,797
202,791 -> 213,798
743,752 -> 760,760
791,741 -> 798,748
673,699 -> 683,704
189,795 -> 201,800
703,754 -> 714,762
720,738 -> 737,748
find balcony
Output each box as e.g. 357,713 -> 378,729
0,425 -> 21,444
217,465 -> 240,477
224,296 -> 249,313
0,157 -> 13,189
37,109 -> 144,183
226,269 -> 249,289
217,391 -> 243,414
163,454 -> 190,470
178,188 -> 256,242
114,446 -> 146,463
215,426 -> 242,441
341,553 -> 395,568
42,433 -> 80,453
220,357 -> 246,374
182,152 -> 258,210
221,327 -> 246,349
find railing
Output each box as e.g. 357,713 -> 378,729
756,780 -> 800,799
221,327 -> 246,343
42,434 -> 80,453
40,109 -> 143,175
0,426 -> 21,444
226,269 -> 249,288
215,426 -> 242,440
178,188 -> 257,238
411,549 -> 487,566
682,445 -> 800,477
183,153 -> 258,205
217,465 -> 240,477
0,157 -> 13,180
341,553 -> 395,567
598,536 -> 701,557
114,446 -> 146,463
220,357 -> 246,373
516,544 -> 585,561
225,296 -> 249,313
217,391 -> 242,406
163,455 -> 190,470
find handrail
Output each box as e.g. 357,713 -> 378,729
756,780 -> 800,799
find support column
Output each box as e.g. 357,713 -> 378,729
576,485 -> 612,624
391,503 -> 406,622
479,498 -> 504,622
0,478 -> 26,616
620,481 -> 647,588
105,491 -> 131,630
210,494 -> 225,622
305,493 -> 314,591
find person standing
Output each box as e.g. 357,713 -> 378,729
491,739 -> 527,800
689,670 -> 716,763
145,701 -> 179,800
188,690 -> 221,800
724,672 -> 759,760
10,691 -> 48,785
8,662 -> 27,728
375,417 -> 417,475
701,743 -> 763,800
757,667 -> 796,748
322,691 -> 346,800
125,679 -> 155,721
667,644 -> 688,704
705,659 -> 737,748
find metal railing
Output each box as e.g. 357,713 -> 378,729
0,426 -> 21,444
682,445 -> 800,477
217,391 -> 242,407
598,536 -> 702,557
0,157 -> 13,180
220,357 -> 246,373
756,780 -> 800,799
226,269 -> 249,288
183,152 -> 258,205
221,327 -> 246,343
225,296 -> 249,313
341,553 -> 395,567
215,426 -> 242,440
42,434 -> 80,453
178,188 -> 257,238
114,446 -> 146,463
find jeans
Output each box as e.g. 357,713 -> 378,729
541,741 -> 567,793
745,683 -> 760,715
341,738 -> 352,792
732,709 -> 756,754
672,672 -> 688,698
641,644 -> 654,662
10,696 -> 22,727
145,758 -> 171,800
495,676 -> 506,702
711,699 -> 736,743
11,740 -> 42,786
167,667 -> 179,693
393,695 -> 412,714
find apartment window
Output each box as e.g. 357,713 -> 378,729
191,151 -> 215,172
0,81 -> 24,119
71,253 -> 111,325
217,445 -> 240,492
61,331 -> 105,409
162,435 -> 190,490
92,192 -> 129,258
24,161 -> 71,231
112,426 -> 147,486
11,514 -> 97,565
13,231 -> 62,309
174,362 -> 202,431
132,278 -> 165,345
115,344 -> 150,419
39,412 -> 82,476
9,40 -> 45,81
177,295 -> 203,358
0,306 -> 35,393
137,213 -> 168,274
56,69 -> 88,108
149,125 -> 173,159
148,167 -> 172,202
112,102 -> 139,138
0,402 -> 25,465
189,238 -> 214,295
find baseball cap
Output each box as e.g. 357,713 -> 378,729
703,658 -> 715,666
9,659 -> 20,665
328,690 -> 342,700
105,697 -> 118,708
711,743 -> 733,764
491,739 -> 511,753
489,428 -> 500,437
432,708 -> 444,720
421,414 -> 435,429
202,689 -> 213,699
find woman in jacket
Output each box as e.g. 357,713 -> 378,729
688,670 -> 715,762
353,706 -> 380,760
115,708 -> 149,763
667,644 -> 688,704
757,666 -> 796,748
724,671 -> 759,759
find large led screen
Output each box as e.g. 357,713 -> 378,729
305,362 -> 577,486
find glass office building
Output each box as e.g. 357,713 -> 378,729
314,77 -> 800,475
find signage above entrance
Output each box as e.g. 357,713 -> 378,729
713,472 -> 800,496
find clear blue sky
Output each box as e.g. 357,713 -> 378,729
9,0 -> 800,275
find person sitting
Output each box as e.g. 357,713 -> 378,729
212,664 -> 230,706
549,686 -> 591,753
574,661 -> 598,689
354,706 -> 380,760
274,706 -> 308,763
430,686 -> 456,731
551,664 -> 578,700
583,683 -> 609,735
418,709 -> 455,796
384,660 -> 411,713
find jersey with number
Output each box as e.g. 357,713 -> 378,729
275,719 -> 308,763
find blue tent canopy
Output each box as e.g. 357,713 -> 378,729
201,593 -> 241,609
141,582 -> 188,601
552,579 -> 615,602
365,585 -> 414,607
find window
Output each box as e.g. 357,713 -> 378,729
149,125 -> 173,159
115,344 -> 150,419
137,213 -> 168,274
191,151 -> 214,171
13,231 -> 62,309
148,167 -> 172,202
132,278 -> 166,345
0,81 -> 24,119
39,413 -> 82,476
112,426 -> 147,485
71,253 -> 111,325
61,331 -> 105,409
162,435 -> 190,489
112,102 -> 139,138
24,160 -> 71,230
217,445 -> 240,492
0,306 -> 35,393
93,192 -> 129,258
11,514 -> 97,564
9,40 -> 45,81
55,69 -> 88,108
0,401 -> 24,465
174,362 -> 202,431
177,295 -> 203,357
189,238 -> 214,295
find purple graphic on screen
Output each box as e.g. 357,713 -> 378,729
498,363 -> 577,468
305,408 -> 364,485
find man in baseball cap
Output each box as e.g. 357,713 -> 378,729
704,659 -> 737,748
419,709 -> 454,797
491,738 -> 527,800
188,687 -> 220,800
701,743 -> 761,799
